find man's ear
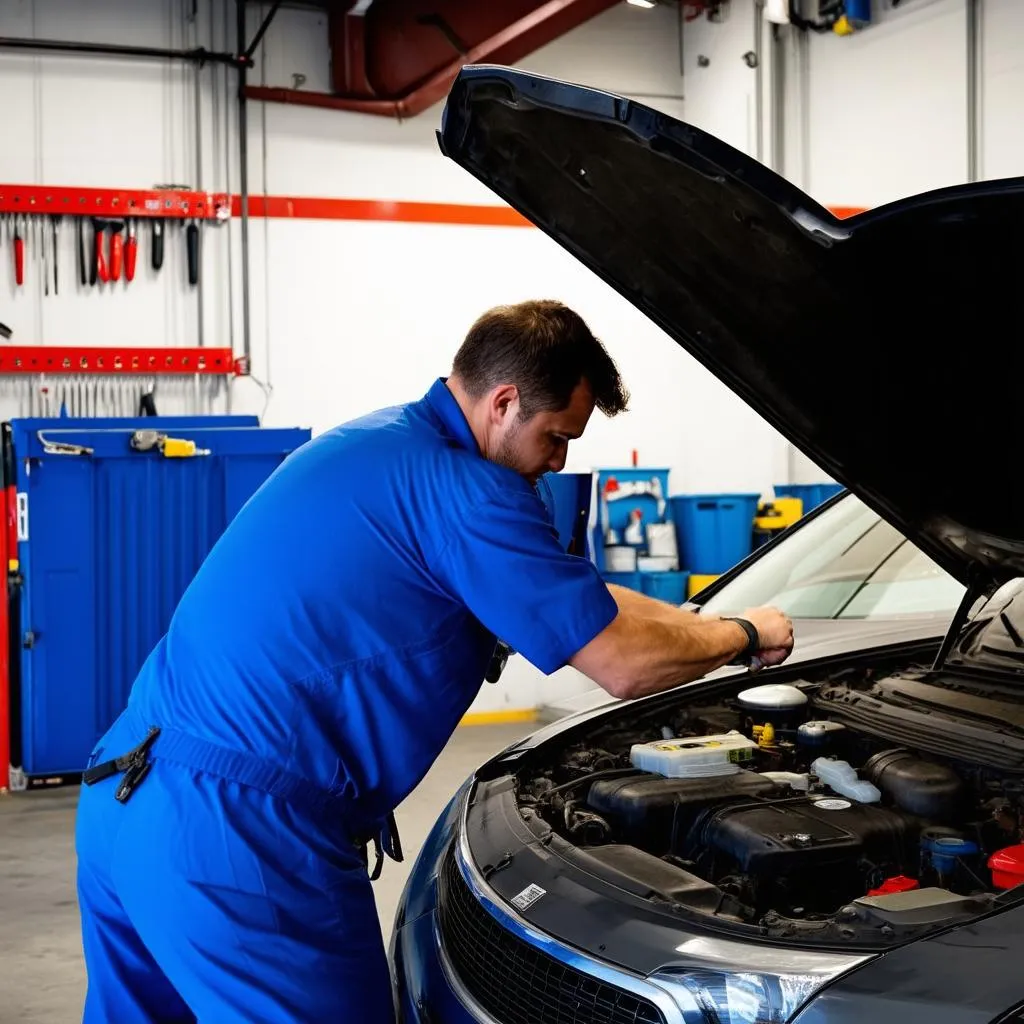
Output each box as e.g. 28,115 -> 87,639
488,384 -> 519,425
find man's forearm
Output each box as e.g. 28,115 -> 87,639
572,591 -> 750,699
604,583 -> 731,678
605,582 -> 696,624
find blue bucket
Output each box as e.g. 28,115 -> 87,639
670,493 -> 761,574
640,570 -> 690,604
773,483 -> 845,514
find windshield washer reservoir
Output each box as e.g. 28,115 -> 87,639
630,731 -> 755,777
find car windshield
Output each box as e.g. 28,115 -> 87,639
699,493 -> 967,620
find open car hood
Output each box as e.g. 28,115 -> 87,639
437,66 -> 1024,587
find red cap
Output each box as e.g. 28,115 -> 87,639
867,876 -> 920,898
989,845 -> 1024,890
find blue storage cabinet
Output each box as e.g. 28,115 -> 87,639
592,467 -> 671,575
11,416 -> 311,778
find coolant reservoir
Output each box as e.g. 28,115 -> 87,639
811,757 -> 881,803
630,732 -> 756,778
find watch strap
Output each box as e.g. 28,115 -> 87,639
721,616 -> 759,663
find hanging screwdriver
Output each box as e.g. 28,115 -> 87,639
186,218 -> 200,287
93,218 -> 108,284
77,216 -> 87,286
125,219 -> 138,283
43,216 -> 49,297
51,214 -> 61,295
78,217 -> 88,287
109,220 -> 125,282
151,219 -> 165,273
13,216 -> 24,287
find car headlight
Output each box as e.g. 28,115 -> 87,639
649,938 -> 870,1023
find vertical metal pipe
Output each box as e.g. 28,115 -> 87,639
769,24 -> 785,173
194,55 -> 206,347
237,0 -> 252,366
753,0 -> 764,163
965,0 -> 980,183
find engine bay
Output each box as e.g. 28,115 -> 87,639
515,665 -> 1024,944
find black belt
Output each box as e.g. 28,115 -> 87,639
82,726 -> 161,803
81,723 -> 405,880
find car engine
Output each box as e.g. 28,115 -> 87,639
515,671 -> 1024,943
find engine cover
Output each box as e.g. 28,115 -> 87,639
586,769 -> 778,853
701,796 -> 916,875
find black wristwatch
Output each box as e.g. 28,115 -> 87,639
721,616 -> 759,664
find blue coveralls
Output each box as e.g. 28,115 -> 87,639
75,378 -> 618,1023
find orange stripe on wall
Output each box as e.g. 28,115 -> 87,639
231,194 -> 533,227
231,194 -> 867,227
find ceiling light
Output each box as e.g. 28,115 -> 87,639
626,0 -> 658,8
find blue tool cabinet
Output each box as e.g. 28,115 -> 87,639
9,416 -> 311,778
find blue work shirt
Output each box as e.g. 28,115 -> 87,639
128,378 -> 618,825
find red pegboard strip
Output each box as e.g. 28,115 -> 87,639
0,184 -> 230,220
0,183 -> 869,227
0,346 -> 239,375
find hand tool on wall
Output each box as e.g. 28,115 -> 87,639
108,220 -> 125,282
92,218 -> 108,284
13,217 -> 24,287
77,217 -> 87,287
186,219 -> 199,286
51,215 -> 61,295
151,219 -> 165,272
42,217 -> 49,297
35,215 -> 42,286
125,219 -> 138,282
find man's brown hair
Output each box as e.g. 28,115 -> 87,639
451,300 -> 629,418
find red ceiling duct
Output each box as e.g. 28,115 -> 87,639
245,0 -> 621,118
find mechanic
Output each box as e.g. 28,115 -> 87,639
74,299 -> 794,1024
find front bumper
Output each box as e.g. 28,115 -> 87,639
391,783 -> 687,1024
391,833 -> 679,1024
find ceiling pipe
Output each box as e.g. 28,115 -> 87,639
245,0 -> 620,119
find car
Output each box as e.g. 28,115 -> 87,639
390,65 -> 1024,1024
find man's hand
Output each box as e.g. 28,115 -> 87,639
739,605 -> 794,669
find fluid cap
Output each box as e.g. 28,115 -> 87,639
737,683 -> 808,710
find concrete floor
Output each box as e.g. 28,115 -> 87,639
0,722 -> 529,1023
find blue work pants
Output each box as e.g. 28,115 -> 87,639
75,712 -> 394,1023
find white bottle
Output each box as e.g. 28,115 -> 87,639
811,757 -> 881,804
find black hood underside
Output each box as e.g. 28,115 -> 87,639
438,65 -> 1024,586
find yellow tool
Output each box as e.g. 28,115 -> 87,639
129,429 -> 210,458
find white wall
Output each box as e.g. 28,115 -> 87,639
3,0 -> 1020,713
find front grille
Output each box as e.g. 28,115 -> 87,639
437,848 -> 666,1024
